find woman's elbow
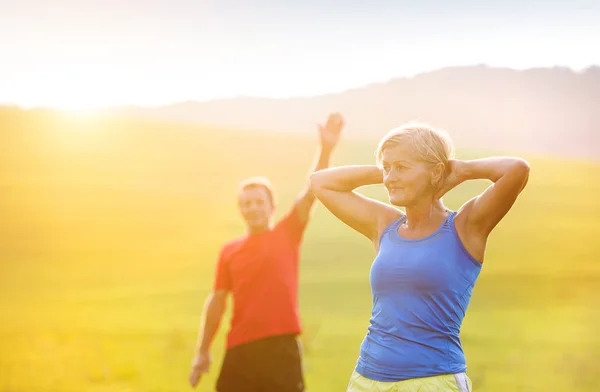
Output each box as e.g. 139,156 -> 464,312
513,158 -> 531,177
510,158 -> 530,188
309,171 -> 325,191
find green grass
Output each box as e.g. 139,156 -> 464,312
0,110 -> 599,391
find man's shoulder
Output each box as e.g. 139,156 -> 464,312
273,204 -> 308,240
274,204 -> 302,227
220,236 -> 248,258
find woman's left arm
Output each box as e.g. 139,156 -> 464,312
440,157 -> 531,237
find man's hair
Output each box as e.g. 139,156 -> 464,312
237,176 -> 276,206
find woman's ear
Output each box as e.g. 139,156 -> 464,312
430,162 -> 445,187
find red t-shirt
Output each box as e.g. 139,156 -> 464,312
213,206 -> 307,348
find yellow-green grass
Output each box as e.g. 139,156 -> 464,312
1,111 -> 598,391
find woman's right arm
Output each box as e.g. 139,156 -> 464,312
310,165 -> 403,246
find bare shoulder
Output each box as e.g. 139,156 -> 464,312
454,197 -> 486,264
455,196 -> 476,224
379,205 -> 404,231
373,203 -> 404,248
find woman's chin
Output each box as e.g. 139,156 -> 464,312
389,196 -> 406,207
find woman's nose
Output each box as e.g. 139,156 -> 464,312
385,170 -> 398,183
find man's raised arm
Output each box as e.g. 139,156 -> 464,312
294,113 -> 344,224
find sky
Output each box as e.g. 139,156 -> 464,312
1,0 -> 599,109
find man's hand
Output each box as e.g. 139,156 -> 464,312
319,113 -> 344,151
188,352 -> 211,388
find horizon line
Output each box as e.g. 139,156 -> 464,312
1,63 -> 598,112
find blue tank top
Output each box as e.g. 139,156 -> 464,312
355,211 -> 482,382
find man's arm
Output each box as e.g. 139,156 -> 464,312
189,290 -> 228,388
195,290 -> 228,355
294,113 -> 344,224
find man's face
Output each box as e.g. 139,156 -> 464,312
238,185 -> 274,232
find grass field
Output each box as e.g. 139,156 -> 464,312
1,110 -> 599,391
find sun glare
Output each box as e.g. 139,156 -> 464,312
14,67 -> 133,113
62,107 -> 105,117
48,95 -> 112,112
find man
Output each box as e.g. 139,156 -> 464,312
188,113 -> 344,391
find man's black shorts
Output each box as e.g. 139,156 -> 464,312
216,334 -> 304,392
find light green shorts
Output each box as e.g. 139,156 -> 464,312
347,371 -> 472,392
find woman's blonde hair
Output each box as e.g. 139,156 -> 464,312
376,121 -> 454,169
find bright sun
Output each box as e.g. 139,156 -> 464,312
47,94 -> 113,112
15,68 -> 132,112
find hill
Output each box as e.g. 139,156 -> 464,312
101,65 -> 600,159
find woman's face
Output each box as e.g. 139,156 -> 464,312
381,143 -> 437,207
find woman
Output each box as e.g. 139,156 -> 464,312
310,121 -> 530,392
